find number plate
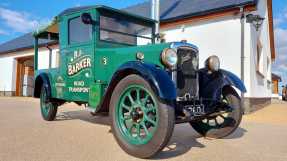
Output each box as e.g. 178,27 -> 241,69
184,104 -> 205,116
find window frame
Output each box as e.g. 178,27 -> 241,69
68,16 -> 93,45
256,38 -> 265,77
98,12 -> 154,46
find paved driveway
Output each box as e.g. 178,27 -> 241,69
0,97 -> 287,161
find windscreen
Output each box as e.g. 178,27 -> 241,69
99,15 -> 153,45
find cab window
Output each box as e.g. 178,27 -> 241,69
99,15 -> 153,45
68,16 -> 92,44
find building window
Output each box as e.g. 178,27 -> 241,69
68,16 -> 92,44
256,39 -> 264,77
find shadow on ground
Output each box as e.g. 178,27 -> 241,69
55,110 -> 247,159
154,126 -> 247,159
56,110 -> 110,126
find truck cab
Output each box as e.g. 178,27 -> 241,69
34,6 -> 160,106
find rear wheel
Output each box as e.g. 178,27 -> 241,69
40,86 -> 58,121
110,75 -> 175,158
190,87 -> 243,139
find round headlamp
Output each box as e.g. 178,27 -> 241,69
205,55 -> 220,72
161,48 -> 178,68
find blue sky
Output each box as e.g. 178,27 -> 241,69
0,0 -> 286,91
272,0 -> 287,91
0,0 -> 148,43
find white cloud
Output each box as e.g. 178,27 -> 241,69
0,28 -> 8,35
274,18 -> 284,27
274,28 -> 287,48
274,28 -> 287,64
75,3 -> 81,7
0,7 -> 49,33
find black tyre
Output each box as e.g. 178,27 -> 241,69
190,87 -> 243,139
40,86 -> 58,121
110,75 -> 175,158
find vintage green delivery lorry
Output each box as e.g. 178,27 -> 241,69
33,5 -> 246,158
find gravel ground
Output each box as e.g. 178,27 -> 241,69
0,97 -> 287,161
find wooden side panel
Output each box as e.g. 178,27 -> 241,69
15,60 -> 22,96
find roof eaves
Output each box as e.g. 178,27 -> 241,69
0,41 -> 58,55
161,1 -> 258,23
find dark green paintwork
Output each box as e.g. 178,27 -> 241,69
34,6 -> 171,107
89,82 -> 107,109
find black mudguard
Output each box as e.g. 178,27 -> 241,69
34,72 -> 52,98
97,61 -> 176,113
198,68 -> 246,101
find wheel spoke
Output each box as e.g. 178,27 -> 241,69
219,114 -> 226,120
214,118 -> 219,126
127,93 -> 135,104
146,106 -> 156,113
136,88 -> 140,103
145,116 -> 156,126
142,94 -> 149,105
136,124 -> 141,137
121,115 -> 131,121
128,124 -> 135,134
121,103 -> 131,111
141,122 -> 150,136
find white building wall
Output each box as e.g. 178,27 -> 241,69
0,45 -> 58,93
246,0 -> 272,98
0,57 -> 16,91
0,50 -> 34,92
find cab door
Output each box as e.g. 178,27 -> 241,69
60,11 -> 95,102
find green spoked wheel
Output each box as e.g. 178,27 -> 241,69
116,85 -> 158,145
110,75 -> 175,158
190,87 -> 243,139
40,86 -> 58,121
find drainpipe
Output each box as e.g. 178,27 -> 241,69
46,45 -> 52,69
151,0 -> 160,43
240,7 -> 245,104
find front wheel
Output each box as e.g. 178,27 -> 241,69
190,87 -> 243,139
110,75 -> 175,158
40,86 -> 58,121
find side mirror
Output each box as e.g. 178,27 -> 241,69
81,13 -> 93,25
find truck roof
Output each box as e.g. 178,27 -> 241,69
34,5 -> 156,38
60,5 -> 157,23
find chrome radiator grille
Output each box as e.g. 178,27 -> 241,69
176,47 -> 199,100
